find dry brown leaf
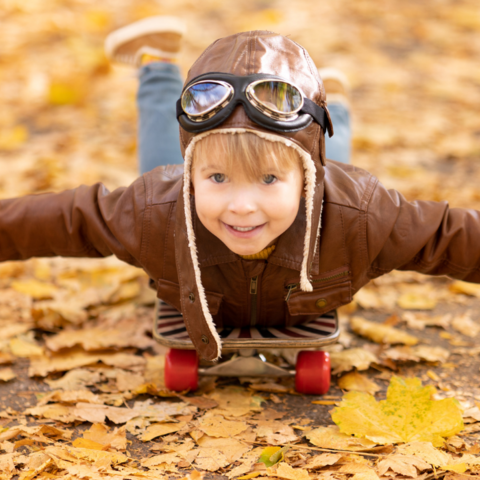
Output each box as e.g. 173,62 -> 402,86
403,312 -> 451,330
0,453 -> 16,475
269,463 -> 310,480
9,337 -> 44,357
45,326 -> 153,352
305,453 -> 342,469
249,382 -> 290,393
0,323 -> 32,341
208,386 -> 264,417
397,292 -> 437,310
0,352 -> 14,366
198,415 -> 249,438
45,368 -> 103,390
384,345 -> 450,363
0,368 -> 16,382
32,299 -> 89,329
452,313 -> 480,337
226,448 -> 265,478
28,348 -> 145,376
396,441 -> 453,466
82,423 -> 127,450
330,348 -> 379,375
306,425 -> 377,451
116,371 -> 145,392
72,437 -> 105,450
338,463 -> 379,479
179,395 -> 218,410
254,421 -> 298,445
26,399 -> 192,425
194,447 -> 229,471
142,452 -> 184,467
350,316 -> 419,345
449,281 -> 480,298
337,371 -> 380,395
463,406 -> 480,422
197,434 -> 252,463
38,389 -> 101,405
376,453 -> 431,477
45,444 -> 128,466
141,422 -> 187,441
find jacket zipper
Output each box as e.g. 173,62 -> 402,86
250,276 -> 258,326
285,270 -> 350,302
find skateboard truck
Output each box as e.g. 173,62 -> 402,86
199,349 -> 294,377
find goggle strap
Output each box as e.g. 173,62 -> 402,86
301,99 -> 332,137
176,98 -> 183,120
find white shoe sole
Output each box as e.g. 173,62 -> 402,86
104,16 -> 187,60
318,67 -> 350,91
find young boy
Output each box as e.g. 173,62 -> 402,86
1,28 -> 479,364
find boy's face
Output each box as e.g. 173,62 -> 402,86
192,158 -> 304,256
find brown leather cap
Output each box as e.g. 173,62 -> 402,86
178,30 -> 333,168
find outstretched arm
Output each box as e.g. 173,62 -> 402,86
0,176 -> 146,268
367,181 -> 480,282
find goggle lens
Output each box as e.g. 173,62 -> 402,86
181,82 -> 230,116
251,81 -> 302,114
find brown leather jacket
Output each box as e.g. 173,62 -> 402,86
1,161 -> 480,359
1,31 -> 480,360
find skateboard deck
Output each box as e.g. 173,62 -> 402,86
153,300 -> 340,349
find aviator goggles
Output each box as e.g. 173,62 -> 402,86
176,73 -> 331,135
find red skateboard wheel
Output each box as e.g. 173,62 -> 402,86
295,350 -> 331,395
164,349 -> 199,392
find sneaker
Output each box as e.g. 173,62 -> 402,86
104,16 -> 186,67
318,67 -> 350,107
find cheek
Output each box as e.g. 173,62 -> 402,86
194,183 -> 225,223
266,182 -> 302,220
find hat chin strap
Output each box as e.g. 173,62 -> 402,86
182,128 -> 318,357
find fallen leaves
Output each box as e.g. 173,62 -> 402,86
330,348 -> 379,374
350,317 -> 419,345
0,368 -> 15,382
141,422 -> 187,441
306,426 -> 377,451
338,371 -> 380,395
376,454 -> 431,478
28,348 -> 146,377
332,376 -> 464,446
198,415 -> 249,437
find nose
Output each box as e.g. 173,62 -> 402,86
227,186 -> 257,216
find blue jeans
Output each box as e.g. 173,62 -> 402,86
137,63 -> 351,174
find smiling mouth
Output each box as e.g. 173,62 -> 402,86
223,222 -> 265,236
231,225 -> 258,232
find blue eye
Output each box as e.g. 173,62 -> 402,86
263,174 -> 277,184
211,173 -> 226,183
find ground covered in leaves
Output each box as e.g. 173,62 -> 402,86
1,0 -> 480,479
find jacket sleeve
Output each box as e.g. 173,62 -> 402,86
366,179 -> 480,282
0,176 -> 146,268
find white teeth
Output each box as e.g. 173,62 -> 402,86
232,226 -> 256,232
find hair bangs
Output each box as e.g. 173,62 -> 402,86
192,131 -> 302,181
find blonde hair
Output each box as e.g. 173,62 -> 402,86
192,131 -> 303,181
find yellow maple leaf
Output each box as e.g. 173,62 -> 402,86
332,376 -> 463,446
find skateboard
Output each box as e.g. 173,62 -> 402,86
153,300 -> 340,395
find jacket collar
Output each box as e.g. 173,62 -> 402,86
193,194 -> 321,276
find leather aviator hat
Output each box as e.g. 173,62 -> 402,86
175,31 -> 334,360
